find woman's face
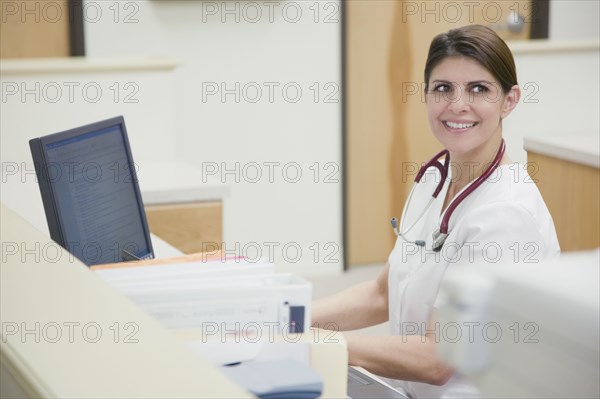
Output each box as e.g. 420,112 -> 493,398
425,56 -> 519,160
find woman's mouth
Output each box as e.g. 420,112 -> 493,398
443,120 -> 479,131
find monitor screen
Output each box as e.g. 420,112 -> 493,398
29,116 -> 154,266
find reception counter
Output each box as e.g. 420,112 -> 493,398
0,204 -> 251,398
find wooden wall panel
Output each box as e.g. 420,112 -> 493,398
145,201 -> 223,255
0,0 -> 69,58
346,1 -> 398,265
527,152 -> 600,252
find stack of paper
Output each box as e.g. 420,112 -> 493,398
93,257 -> 311,336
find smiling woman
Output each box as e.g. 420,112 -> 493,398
427,59 -> 520,213
313,24 -> 561,399
423,25 -> 521,203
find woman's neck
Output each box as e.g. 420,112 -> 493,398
441,137 -> 511,213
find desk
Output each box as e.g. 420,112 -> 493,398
524,133 -> 600,251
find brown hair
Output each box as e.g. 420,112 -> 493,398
424,25 -> 518,94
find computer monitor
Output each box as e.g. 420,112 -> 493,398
29,116 -> 154,266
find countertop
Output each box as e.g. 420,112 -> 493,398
524,133 -> 600,168
137,160 -> 230,205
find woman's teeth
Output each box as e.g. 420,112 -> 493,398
445,121 -> 476,129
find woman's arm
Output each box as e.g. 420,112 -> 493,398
311,264 -> 390,331
345,314 -> 454,386
311,264 -> 452,385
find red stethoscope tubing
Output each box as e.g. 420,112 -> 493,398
416,139 -> 506,235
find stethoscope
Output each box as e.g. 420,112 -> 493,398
391,139 -> 506,252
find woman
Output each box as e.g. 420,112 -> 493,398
312,25 -> 560,398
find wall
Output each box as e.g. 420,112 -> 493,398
83,0 -> 343,276
506,42 -> 600,165
550,0 -> 600,40
0,59 -> 178,233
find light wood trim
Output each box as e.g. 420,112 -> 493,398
388,2 -> 412,258
91,251 -> 224,271
145,201 -> 222,255
0,0 -> 69,58
528,152 -> 600,252
346,1 -> 397,265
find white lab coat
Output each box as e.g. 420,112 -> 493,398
385,163 -> 560,398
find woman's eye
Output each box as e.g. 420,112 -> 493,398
471,84 -> 488,93
433,84 -> 450,93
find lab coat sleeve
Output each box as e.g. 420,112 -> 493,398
449,201 -> 558,268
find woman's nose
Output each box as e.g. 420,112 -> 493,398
448,91 -> 469,113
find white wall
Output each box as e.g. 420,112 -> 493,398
505,43 -> 600,164
502,0 -> 600,164
0,60 -> 178,233
83,0 -> 343,276
550,0 -> 600,40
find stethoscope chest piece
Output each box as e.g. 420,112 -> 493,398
431,229 -> 448,252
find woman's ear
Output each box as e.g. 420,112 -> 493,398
501,85 -> 521,119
